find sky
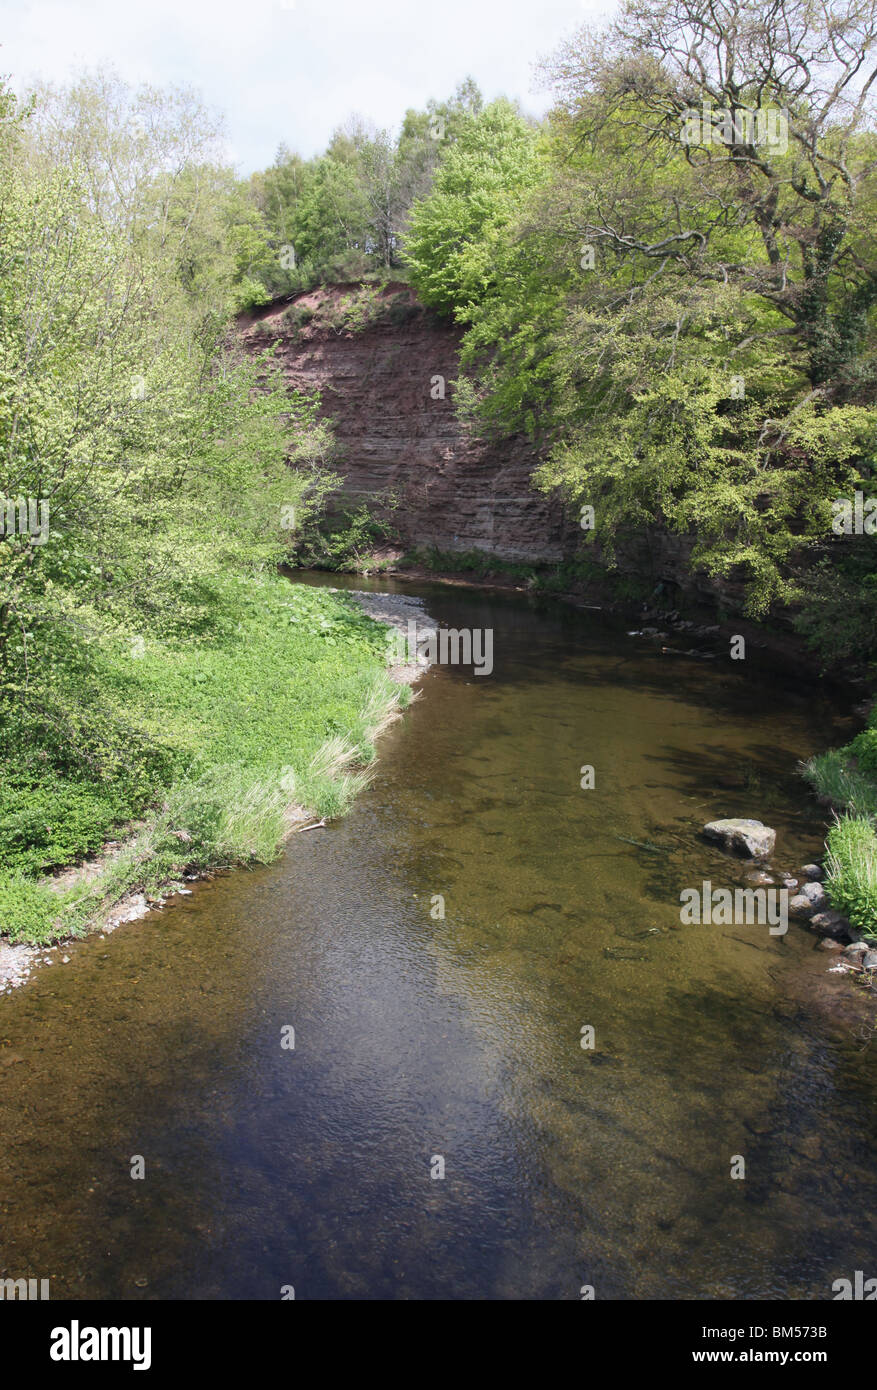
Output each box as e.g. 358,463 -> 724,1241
1,0 -> 616,173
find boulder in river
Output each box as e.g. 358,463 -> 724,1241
789,894 -> 816,919
843,941 -> 870,958
809,910 -> 853,940
801,863 -> 824,880
800,881 -> 827,910
703,818 -> 776,859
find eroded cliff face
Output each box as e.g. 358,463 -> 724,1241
239,283 -> 574,563
238,283 -> 758,614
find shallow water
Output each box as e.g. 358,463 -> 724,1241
1,577 -> 874,1300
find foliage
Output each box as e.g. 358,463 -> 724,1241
291,498 -> 399,570
250,80 -> 485,295
400,0 -> 877,622
0,73 -> 406,943
803,747 -> 877,820
825,814 -> 877,936
403,100 -> 544,318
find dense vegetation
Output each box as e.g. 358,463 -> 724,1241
0,75 -> 405,942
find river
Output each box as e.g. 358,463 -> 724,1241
1,574 -> 874,1299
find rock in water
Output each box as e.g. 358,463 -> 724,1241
809,910 -> 853,940
703,818 -> 776,859
789,894 -> 816,919
800,881 -> 827,909
843,941 -> 870,958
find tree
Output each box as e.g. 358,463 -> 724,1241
22,72 -> 272,317
0,75 -> 329,795
541,0 -> 877,392
249,79 -> 487,295
403,99 -> 544,317
435,1 -> 877,617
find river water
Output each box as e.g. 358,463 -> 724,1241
1,575 -> 875,1300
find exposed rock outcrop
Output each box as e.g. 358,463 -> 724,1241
239,284 -> 574,563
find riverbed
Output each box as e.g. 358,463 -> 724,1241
0,574 -> 874,1299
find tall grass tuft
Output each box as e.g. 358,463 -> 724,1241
803,749 -> 877,818
825,813 -> 877,938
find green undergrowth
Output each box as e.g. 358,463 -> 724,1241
804,708 -> 877,936
400,546 -> 540,584
824,815 -> 877,939
0,578 -> 404,945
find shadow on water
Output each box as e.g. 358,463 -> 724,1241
0,573 -> 875,1299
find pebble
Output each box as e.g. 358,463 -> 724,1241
789,894 -> 815,919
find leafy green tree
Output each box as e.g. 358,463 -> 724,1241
23,72 -> 272,317
443,0 -> 877,618
0,78 -> 333,802
250,79 -> 487,296
403,99 -> 544,317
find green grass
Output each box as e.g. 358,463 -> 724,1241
401,545 -> 539,583
802,704 -> 877,935
824,814 -> 877,938
0,577 -> 406,944
802,747 -> 877,819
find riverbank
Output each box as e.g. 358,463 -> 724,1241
0,582 -> 436,990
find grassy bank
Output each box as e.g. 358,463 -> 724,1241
0,578 -> 405,945
804,716 -> 877,939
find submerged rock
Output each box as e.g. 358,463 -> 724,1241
801,863 -> 824,881
703,818 -> 776,859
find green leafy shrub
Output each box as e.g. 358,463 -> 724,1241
0,872 -> 60,944
291,499 -> 398,570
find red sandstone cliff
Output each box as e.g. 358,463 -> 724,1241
238,282 -> 573,563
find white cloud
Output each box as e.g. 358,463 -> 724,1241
2,0 -> 616,172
